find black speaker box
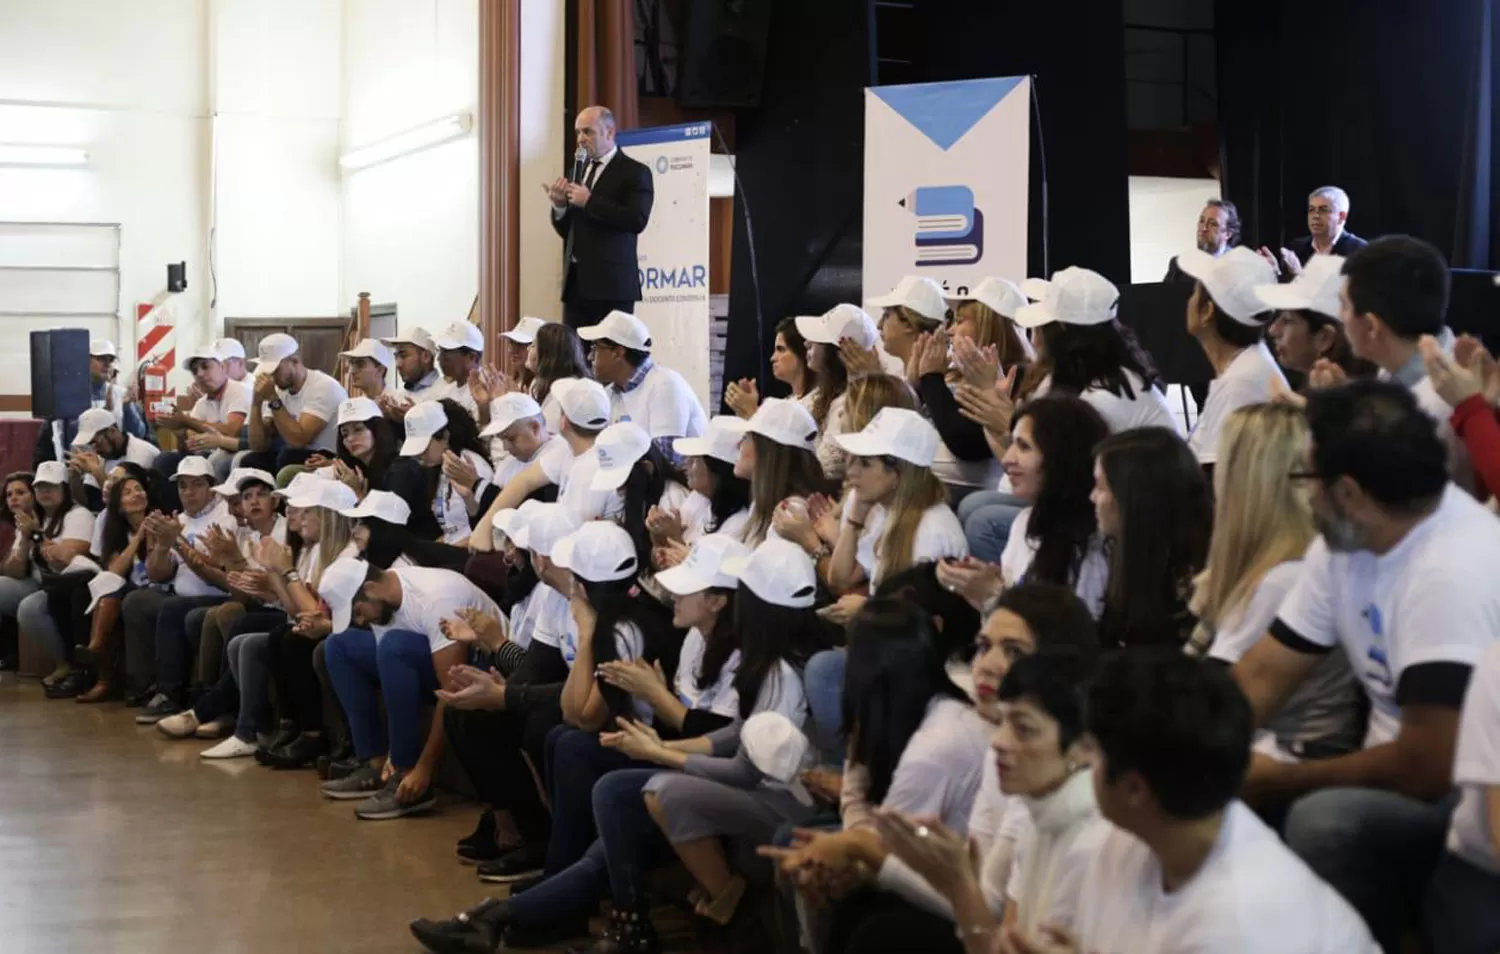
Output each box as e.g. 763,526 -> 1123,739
31,328 -> 93,422
678,0 -> 773,108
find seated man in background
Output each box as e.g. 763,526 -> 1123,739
33,338 -> 149,470
580,309 -> 707,459
338,337 -> 395,401
244,332 -> 347,477
432,322 -> 487,425
152,343 -> 251,498
66,407 -> 160,509
1162,198 -> 1239,284
379,327 -> 448,416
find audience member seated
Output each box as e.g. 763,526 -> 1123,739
480,392 -> 569,490
400,399 -> 493,546
1255,255 -> 1375,385
520,320 -> 591,433
1231,380 -> 1500,951
73,464 -> 159,703
338,337 -> 395,401
796,305 -> 885,482
377,327 -> 448,413
68,406 -> 161,506
1062,650 -> 1376,954
724,316 -> 820,419
586,421 -> 688,574
245,333 -> 348,475
653,416 -> 753,559
499,316 -> 545,395
1422,332 -> 1500,496
1092,427 -> 1211,649
869,275 -> 950,373
724,397 -> 832,547
153,342 -> 251,488
431,322 -> 489,424
579,309 -> 708,456
329,396 -> 437,538
1261,185 -> 1368,275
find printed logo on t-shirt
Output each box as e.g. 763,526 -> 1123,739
1361,603 -> 1394,690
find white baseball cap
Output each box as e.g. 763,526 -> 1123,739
432,322 -> 485,353
214,338 -> 246,360
1014,267 -> 1120,329
868,275 -> 949,322
186,344 -> 225,369
319,557 -> 369,634
337,396 -> 383,426
673,415 -> 744,465
795,304 -> 880,349
551,520 -> 640,583
1254,254 -> 1347,320
212,468 -> 277,496
171,456 -> 217,482
72,407 -> 118,445
285,477 -> 358,512
480,392 -> 545,438
491,498 -> 546,549
250,333 -> 300,372
953,277 -> 1028,319
833,406 -> 940,467
510,501 -> 582,557
591,421 -> 652,490
381,327 -> 437,353
578,310 -> 653,352
274,470 -> 333,500
89,339 -> 117,358
743,711 -> 814,793
339,338 -> 395,369
86,570 -> 128,615
340,488 -> 411,525
721,537 -> 818,608
34,460 -> 68,485
503,316 -> 547,344
400,401 -> 449,456
1176,246 -> 1278,325
552,377 -> 612,430
720,397 -> 819,451
655,533 -> 752,596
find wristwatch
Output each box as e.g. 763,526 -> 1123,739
29,530 -> 43,544
282,568 -> 301,584
268,398 -> 285,412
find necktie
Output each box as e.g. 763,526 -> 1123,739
583,160 -> 600,190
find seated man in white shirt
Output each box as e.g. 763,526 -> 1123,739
378,327 -> 447,417
339,337 -> 395,402
152,343 -> 252,497
479,391 -> 568,496
432,322 -> 488,427
1052,650 -> 1376,954
579,309 -> 707,460
1231,380 -> 1500,952
245,332 -> 348,476
66,407 -> 161,509
1178,245 -> 1286,473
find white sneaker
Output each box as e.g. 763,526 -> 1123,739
201,736 -> 258,760
156,710 -> 201,739
194,715 -> 235,739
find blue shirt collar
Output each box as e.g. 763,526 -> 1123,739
618,357 -> 654,395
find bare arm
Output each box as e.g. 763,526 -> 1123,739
472,459 -> 550,551
269,409 -> 328,450
249,397 -> 273,451
1232,634 -> 1322,727
826,520 -> 865,591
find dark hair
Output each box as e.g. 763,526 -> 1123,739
997,650 -> 1098,751
532,323 -> 591,406
1086,648 -> 1251,819
1305,379 -> 1448,509
338,413 -> 400,488
1293,309 -> 1378,378
775,316 -> 819,397
621,346 -> 650,369
694,587 -> 741,692
718,587 -> 822,720
874,561 -> 982,662
1204,198 -> 1240,244
1096,428 -> 1212,649
1342,235 -> 1450,339
842,597 -> 970,803
362,517 -> 415,570
743,434 -> 836,543
1,472 -> 33,527
582,577 -> 678,721
1014,396 -> 1109,590
99,475 -> 148,563
433,398 -> 488,459
1026,321 -> 1164,401
810,342 -> 850,429
700,456 -> 751,534
32,475 -> 77,538
622,445 -> 688,570
1201,288 -> 1271,349
991,582 -> 1101,656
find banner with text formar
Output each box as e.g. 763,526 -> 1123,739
617,122 -> 712,408
863,76 -> 1030,302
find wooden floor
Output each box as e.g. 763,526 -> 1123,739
0,674 -> 500,953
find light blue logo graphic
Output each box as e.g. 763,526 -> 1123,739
655,155 -> 669,174
903,185 -> 984,267
870,76 -> 1025,151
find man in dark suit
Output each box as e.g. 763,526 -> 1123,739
544,105 -> 655,330
1163,198 -> 1240,283
1259,185 -> 1369,277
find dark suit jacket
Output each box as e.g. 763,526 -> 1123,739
552,150 -> 655,303
1288,230 -> 1368,265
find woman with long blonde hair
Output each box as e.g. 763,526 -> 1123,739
1188,402 -> 1361,759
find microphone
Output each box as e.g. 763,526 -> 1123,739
572,146 -> 588,184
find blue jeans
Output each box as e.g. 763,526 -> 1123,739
324,628 -> 437,768
957,490 -> 1024,564
543,726 -> 648,876
1284,787 -> 1455,953
1425,852 -> 1500,954
154,595 -> 226,697
804,648 -> 847,764
0,577 -> 66,665
228,630 -> 272,742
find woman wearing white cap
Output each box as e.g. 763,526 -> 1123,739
332,396 -> 439,540
1,461 -> 95,692
522,321 -> 591,433
869,275 -> 950,372
652,416 -> 753,560
588,421 -> 691,573
724,317 -> 821,420
401,398 -> 495,546
795,305 -> 881,482
723,398 -> 835,547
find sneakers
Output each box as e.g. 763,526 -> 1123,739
318,755 -> 362,782
134,692 -> 182,724
476,847 -> 545,884
261,733 -> 329,770
408,897 -> 508,954
156,710 -> 201,739
321,764 -> 384,801
201,735 -> 259,759
457,811 -> 504,865
355,771 -> 436,820
194,715 -> 235,739
124,684 -> 156,708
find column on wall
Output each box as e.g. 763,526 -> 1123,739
478,0 -> 522,368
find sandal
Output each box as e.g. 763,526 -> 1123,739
693,875 -> 747,926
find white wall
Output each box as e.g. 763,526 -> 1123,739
341,0 -> 479,337
519,0 -> 567,323
1128,175 -> 1223,283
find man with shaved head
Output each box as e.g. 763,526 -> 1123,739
543,104 -> 655,330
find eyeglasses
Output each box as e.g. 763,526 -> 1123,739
1307,205 -> 1336,216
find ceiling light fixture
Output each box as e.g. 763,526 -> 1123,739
0,144 -> 89,167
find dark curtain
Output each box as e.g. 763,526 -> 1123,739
1217,0 -> 1500,268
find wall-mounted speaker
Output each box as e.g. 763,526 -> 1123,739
678,0 -> 773,109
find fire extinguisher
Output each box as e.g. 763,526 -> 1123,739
142,359 -> 173,422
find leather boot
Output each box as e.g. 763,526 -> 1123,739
77,597 -> 122,703
565,906 -> 660,954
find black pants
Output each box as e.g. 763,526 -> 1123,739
563,294 -> 635,331
239,446 -> 318,476
827,890 -> 963,954
267,625 -> 323,733
445,703 -> 561,854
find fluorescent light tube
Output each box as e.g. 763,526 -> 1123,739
339,112 -> 474,172
0,144 -> 89,166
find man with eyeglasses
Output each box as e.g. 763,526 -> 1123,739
1260,185 -> 1369,277
1163,198 -> 1240,283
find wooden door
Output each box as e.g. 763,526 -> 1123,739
224,317 -> 353,375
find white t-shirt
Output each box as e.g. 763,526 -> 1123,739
540,439 -> 624,523
24,505 -> 95,582
528,585 -> 577,655
815,392 -> 850,481
86,434 -> 162,490
262,369 -> 346,452
1003,772 -> 1111,937
1447,640 -> 1500,873
1188,342 -> 1286,464
612,363 -> 709,440
191,379 -> 251,426
846,497 -> 969,591
1000,507 -> 1109,618
1074,801 -> 1377,954
674,626 -> 809,726
433,449 -> 493,544
235,515 -> 289,563
374,565 -> 503,654
677,491 -> 750,543
172,498 -> 239,598
877,696 -> 991,829
496,433 -> 567,490
1273,485 -> 1500,746
1035,368 -> 1180,435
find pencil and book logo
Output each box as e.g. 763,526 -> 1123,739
901,185 -> 984,266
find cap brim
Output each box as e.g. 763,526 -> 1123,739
501,330 -> 536,344
1020,278 -> 1052,300
576,324 -> 610,342
794,315 -> 835,344
654,563 -> 715,596
71,429 -> 100,446
1253,283 -> 1317,313
550,535 -> 578,571
590,462 -> 634,491
85,572 -> 128,615
399,432 -> 432,456
830,432 -> 891,458
672,436 -> 714,458
1173,248 -> 1218,284
1012,301 -> 1058,329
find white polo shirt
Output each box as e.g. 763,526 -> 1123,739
191,378 -> 251,426
1447,641 -> 1500,873
612,363 -> 709,440
262,369 -> 346,452
1074,801 -> 1377,953
1000,507 -> 1109,618
373,565 -> 503,654
1188,341 -> 1287,464
172,498 -> 239,598
1272,485 -> 1500,746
